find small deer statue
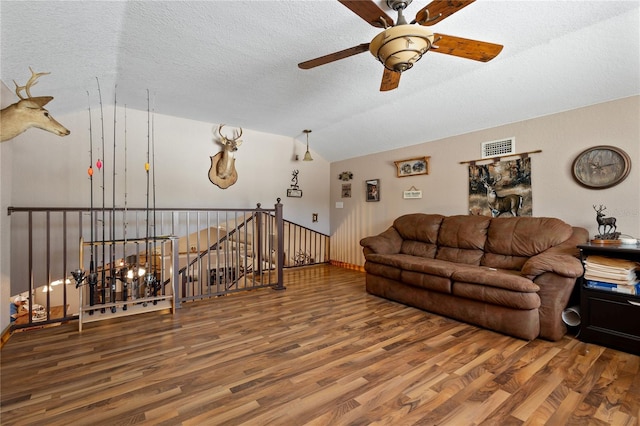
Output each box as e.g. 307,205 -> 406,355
0,67 -> 70,142
593,205 -> 617,238
208,124 -> 243,189
482,175 -> 523,217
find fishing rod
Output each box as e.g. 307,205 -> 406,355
96,77 -> 106,313
122,104 -> 129,310
144,89 -> 152,306
86,91 -> 97,315
109,86 -> 118,313
151,98 -> 159,304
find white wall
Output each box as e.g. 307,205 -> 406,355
1,83 -> 14,333
330,96 -> 640,267
8,107 -> 330,226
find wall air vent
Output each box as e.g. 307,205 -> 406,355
481,137 -> 515,159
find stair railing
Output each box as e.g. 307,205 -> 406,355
5,201 -> 288,330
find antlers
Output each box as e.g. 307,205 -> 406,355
593,204 -> 606,214
217,124 -> 243,145
13,66 -> 51,99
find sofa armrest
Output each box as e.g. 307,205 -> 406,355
360,227 -> 403,255
521,253 -> 583,280
520,226 -> 588,280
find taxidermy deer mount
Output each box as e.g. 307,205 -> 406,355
208,124 -> 243,189
0,67 -> 70,142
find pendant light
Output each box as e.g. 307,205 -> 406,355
303,129 -> 313,161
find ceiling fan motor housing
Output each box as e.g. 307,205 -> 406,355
369,25 -> 434,72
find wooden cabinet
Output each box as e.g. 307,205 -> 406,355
578,243 -> 640,355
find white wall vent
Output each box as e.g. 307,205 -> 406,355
481,137 -> 515,159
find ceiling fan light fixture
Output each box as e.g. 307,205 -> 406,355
369,25 -> 434,73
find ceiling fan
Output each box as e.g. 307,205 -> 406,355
298,0 -> 503,91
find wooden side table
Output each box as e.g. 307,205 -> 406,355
577,243 -> 640,355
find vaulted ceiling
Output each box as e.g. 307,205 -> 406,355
1,1 -> 638,162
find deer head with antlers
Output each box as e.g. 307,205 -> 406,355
0,67 -> 70,142
208,124 -> 243,189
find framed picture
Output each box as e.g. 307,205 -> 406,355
366,179 -> 380,202
394,156 -> 430,177
341,184 -> 351,198
287,189 -> 302,198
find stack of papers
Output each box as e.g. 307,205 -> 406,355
584,255 -> 640,295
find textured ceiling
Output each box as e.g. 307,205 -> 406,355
1,1 -> 639,162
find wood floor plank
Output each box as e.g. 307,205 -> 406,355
1,265 -> 638,425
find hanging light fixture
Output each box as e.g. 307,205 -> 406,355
303,129 -> 313,161
369,0 -> 434,73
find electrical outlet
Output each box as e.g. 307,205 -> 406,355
312,213 -> 318,222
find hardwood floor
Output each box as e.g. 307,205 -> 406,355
1,265 -> 638,425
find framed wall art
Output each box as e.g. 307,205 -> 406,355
394,156 -> 430,177
341,184 -> 352,198
366,179 -> 380,202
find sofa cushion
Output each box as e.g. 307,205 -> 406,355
364,261 -> 402,281
365,254 -> 456,278
452,282 -> 541,310
400,240 -> 437,258
481,253 -> 529,271
401,270 -> 451,293
435,215 -> 490,265
394,214 -> 444,243
451,267 -> 539,292
484,217 -> 573,257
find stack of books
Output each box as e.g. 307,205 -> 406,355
584,255 -> 640,295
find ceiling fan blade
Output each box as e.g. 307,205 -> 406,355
380,68 -> 401,92
431,33 -> 503,62
339,0 -> 394,28
298,43 -> 371,69
415,0 -> 475,26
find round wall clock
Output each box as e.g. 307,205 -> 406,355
572,145 -> 631,189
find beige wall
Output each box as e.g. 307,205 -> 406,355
330,96 -> 640,267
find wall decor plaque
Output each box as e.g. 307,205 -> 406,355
394,156 -> 430,177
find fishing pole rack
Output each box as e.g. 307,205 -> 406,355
77,235 -> 180,332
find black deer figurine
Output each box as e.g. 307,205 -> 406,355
593,205 -> 618,238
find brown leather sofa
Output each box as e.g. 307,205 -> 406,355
360,214 -> 589,341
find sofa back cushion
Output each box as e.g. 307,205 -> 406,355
481,253 -> 529,271
394,214 -> 444,242
435,215 -> 491,265
484,217 -> 573,258
400,240 -> 438,258
394,214 -> 444,258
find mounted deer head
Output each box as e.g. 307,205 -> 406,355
208,124 -> 243,189
0,67 -> 70,142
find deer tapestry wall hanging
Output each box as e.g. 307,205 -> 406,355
0,67 -> 70,142
208,124 -> 243,189
468,157 -> 532,217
